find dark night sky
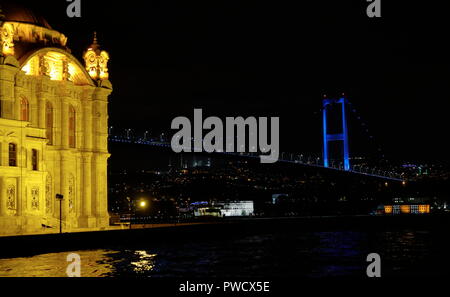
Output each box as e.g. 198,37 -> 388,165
8,0 -> 450,162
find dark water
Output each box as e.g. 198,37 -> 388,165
0,228 -> 448,277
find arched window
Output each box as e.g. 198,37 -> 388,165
69,105 -> 76,148
32,149 -> 38,171
20,98 -> 29,121
46,102 -> 54,145
9,143 -> 17,167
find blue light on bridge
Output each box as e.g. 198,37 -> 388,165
323,97 -> 350,171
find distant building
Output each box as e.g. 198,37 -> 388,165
374,196 -> 432,215
194,206 -> 222,218
217,201 -> 254,217
383,204 -> 430,215
193,201 -> 254,217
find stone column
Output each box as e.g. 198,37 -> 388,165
76,154 -> 82,218
31,99 -> 39,127
83,101 -> 93,151
80,152 -> 95,227
53,154 -> 62,220
60,154 -> 68,228
1,141 -> 8,167
37,97 -> 46,129
0,64 -> 18,120
21,146 -> 27,169
61,101 -> 69,148
92,88 -> 110,153
16,177 -> 23,216
92,153 -> 110,227
0,177 -> 7,216
14,93 -> 20,120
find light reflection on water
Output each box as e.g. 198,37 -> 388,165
130,250 -> 157,273
0,230 -> 443,277
0,250 -> 120,277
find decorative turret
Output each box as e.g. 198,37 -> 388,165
83,32 -> 110,80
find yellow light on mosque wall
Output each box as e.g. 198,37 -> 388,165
1,23 -> 15,56
46,52 -> 64,81
20,50 -> 103,85
21,55 -> 39,75
21,61 -> 32,75
68,63 -> 77,81
2,21 -> 109,83
1,21 -> 68,57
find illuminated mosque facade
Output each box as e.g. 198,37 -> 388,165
0,3 -> 112,235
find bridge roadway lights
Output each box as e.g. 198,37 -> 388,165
108,136 -> 405,180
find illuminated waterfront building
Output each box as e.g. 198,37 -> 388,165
383,204 -> 430,215
193,201 -> 254,217
0,3 -> 112,235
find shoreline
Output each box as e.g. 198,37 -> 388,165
1,213 -> 447,238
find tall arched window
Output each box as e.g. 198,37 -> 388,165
20,98 -> 29,121
32,149 -> 38,171
69,105 -> 76,148
9,143 -> 17,167
46,102 -> 54,145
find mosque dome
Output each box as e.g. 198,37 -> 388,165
0,1 -> 110,85
0,1 -> 68,60
0,1 -> 52,30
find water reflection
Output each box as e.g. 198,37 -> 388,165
130,250 -> 157,273
0,229 -> 445,277
0,250 -> 120,277
310,231 -> 367,277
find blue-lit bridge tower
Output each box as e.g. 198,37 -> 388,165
323,96 -> 350,171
